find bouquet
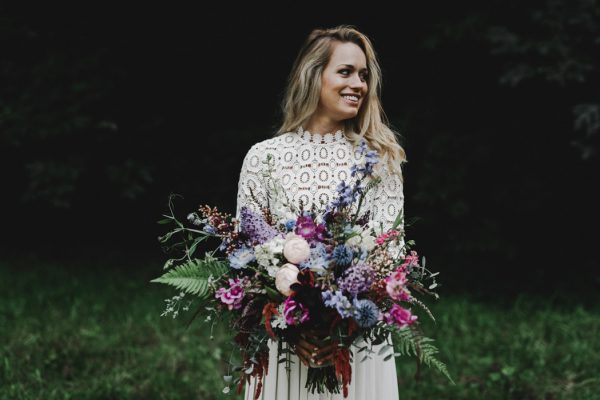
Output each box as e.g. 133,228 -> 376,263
152,140 -> 453,398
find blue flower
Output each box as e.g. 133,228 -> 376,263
285,219 -> 296,231
322,290 -> 353,318
203,224 -> 217,234
352,298 -> 380,328
298,243 -> 330,275
332,244 -> 353,267
228,245 -> 255,269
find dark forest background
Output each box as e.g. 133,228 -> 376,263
1,2 -> 600,398
2,2 -> 598,294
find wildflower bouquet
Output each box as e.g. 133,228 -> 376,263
152,140 -> 452,398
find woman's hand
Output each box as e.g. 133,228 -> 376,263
294,332 -> 337,367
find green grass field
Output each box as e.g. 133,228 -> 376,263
1,255 -> 599,399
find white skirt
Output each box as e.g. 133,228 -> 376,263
244,336 -> 399,400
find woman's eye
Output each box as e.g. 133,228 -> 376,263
340,69 -> 368,81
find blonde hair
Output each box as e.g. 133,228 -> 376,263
275,24 -> 407,180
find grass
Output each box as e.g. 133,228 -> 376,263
1,255 -> 599,399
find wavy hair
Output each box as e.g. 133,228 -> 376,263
275,24 -> 407,179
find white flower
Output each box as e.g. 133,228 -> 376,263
275,263 -> 300,296
283,233 -> 311,264
254,236 -> 285,273
359,233 -> 376,252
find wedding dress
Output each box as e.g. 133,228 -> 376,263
235,126 -> 404,400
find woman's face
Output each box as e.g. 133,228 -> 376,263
318,41 -> 369,121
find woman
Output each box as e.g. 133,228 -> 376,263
236,25 -> 407,400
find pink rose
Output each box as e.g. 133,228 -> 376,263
283,233 -> 311,264
275,263 -> 300,296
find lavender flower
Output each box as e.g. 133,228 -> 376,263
332,244 -> 353,267
352,298 -> 380,328
337,262 -> 375,296
322,290 -> 353,318
239,206 -> 278,244
228,245 -> 255,269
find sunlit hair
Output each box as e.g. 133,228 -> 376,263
275,24 -> 407,180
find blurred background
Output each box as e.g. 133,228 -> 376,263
1,1 -> 599,399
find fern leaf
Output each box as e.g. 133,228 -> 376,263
151,258 -> 228,299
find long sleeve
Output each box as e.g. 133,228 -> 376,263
235,144 -> 268,221
370,163 -> 406,258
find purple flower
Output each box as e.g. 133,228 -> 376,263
295,214 -> 327,241
215,278 -> 247,310
239,206 -> 278,244
337,262 -> 375,296
283,297 -> 310,325
322,290 -> 353,318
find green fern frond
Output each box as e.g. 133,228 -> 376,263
391,327 -> 454,384
408,297 -> 436,323
417,339 -> 455,384
151,258 -> 228,299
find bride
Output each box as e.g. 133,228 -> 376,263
236,24 -> 407,400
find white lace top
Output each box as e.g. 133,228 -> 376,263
235,126 -> 405,241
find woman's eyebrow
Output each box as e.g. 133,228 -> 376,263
337,63 -> 368,72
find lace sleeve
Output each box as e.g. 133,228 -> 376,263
235,144 -> 269,220
370,163 -> 406,258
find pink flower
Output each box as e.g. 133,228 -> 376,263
375,229 -> 401,245
384,269 -> 411,301
282,296 -> 310,325
215,278 -> 246,310
283,233 -> 311,264
380,304 -> 418,328
275,263 -> 300,296
399,250 -> 419,269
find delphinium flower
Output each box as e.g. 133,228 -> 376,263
228,245 -> 255,269
282,297 -> 310,325
332,244 -> 354,267
215,277 -> 248,310
322,290 -> 354,318
380,304 -> 417,328
337,262 -> 376,296
352,298 -> 380,328
239,206 -> 279,244
331,180 -> 356,209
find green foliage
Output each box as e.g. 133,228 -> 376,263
151,258 -> 228,299
2,259 -> 600,399
391,327 -> 454,384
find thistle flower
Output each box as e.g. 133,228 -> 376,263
332,245 -> 353,267
352,298 -> 380,328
